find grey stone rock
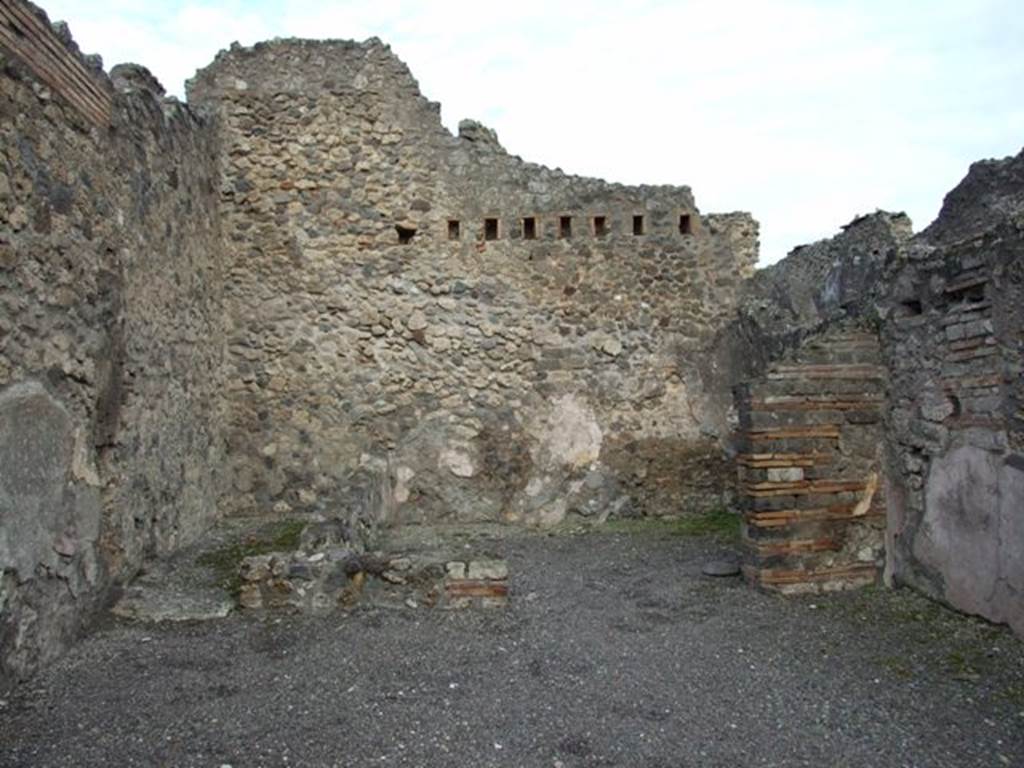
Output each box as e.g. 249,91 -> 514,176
111,585 -> 234,623
467,559 -> 508,581
701,560 -> 741,578
288,562 -> 314,581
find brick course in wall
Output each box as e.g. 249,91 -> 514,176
0,0 -> 110,126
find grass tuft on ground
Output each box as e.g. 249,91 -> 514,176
590,508 -> 741,540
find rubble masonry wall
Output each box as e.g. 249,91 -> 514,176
187,39 -> 759,528
883,153 -> 1024,634
0,5 -> 226,687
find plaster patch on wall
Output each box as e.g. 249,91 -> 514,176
532,497 -> 568,527
532,394 -> 603,469
917,445 -> 1023,631
524,476 -> 547,498
393,466 -> 415,503
439,448 -> 476,478
71,427 -> 100,487
852,472 -> 879,517
638,377 -> 702,439
0,382 -> 73,577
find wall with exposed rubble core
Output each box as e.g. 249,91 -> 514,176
0,4 -> 225,688
882,152 -> 1024,636
186,39 -> 759,527
701,210 -> 912,433
725,149 -> 1024,633
5,0 -> 1021,694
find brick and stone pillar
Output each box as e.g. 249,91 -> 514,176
735,329 -> 887,593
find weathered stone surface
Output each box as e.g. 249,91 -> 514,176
111,585 -> 233,623
921,149 -> 1024,246
912,447 -> 1023,635
730,147 -> 1024,634
5,0 -> 1024,692
0,382 -> 74,578
736,330 -> 887,594
235,522 -> 509,613
466,559 -> 508,581
0,7 -> 225,689
703,211 -> 910,432
880,158 -> 1024,635
185,38 -> 758,526
701,560 -> 741,577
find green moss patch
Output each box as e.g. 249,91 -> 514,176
196,519 -> 306,594
586,508 -> 742,541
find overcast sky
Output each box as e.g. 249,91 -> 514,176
39,0 -> 1024,265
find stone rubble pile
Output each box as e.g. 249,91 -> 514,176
238,522 -> 509,612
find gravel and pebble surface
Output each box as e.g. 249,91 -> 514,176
1,525 -> 1022,767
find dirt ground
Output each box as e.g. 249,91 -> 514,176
1,520 -> 1022,768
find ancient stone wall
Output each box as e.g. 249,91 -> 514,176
725,215 -> 908,594
0,4 -> 225,688
6,0 -> 1018,690
0,1 -> 110,127
882,151 -> 1024,635
703,211 -> 911,435
729,149 -> 1024,635
187,39 -> 758,527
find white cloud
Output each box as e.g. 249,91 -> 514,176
36,0 -> 1024,264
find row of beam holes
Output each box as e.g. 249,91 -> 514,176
399,214 -> 693,244
443,214 -> 693,242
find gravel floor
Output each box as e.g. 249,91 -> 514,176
1,527 -> 1022,768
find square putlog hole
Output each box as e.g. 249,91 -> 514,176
593,216 -> 608,237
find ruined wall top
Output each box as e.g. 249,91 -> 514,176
921,149 -> 1024,247
737,210 -> 912,335
188,37 -> 424,103
186,37 -> 703,218
0,0 -> 112,126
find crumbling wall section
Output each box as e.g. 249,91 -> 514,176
704,211 -> 911,436
187,39 -> 759,527
882,150 -> 1024,635
0,1 -> 111,126
728,149 -> 1024,636
0,6 -> 225,688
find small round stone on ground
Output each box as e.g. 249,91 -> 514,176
702,559 -> 740,577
